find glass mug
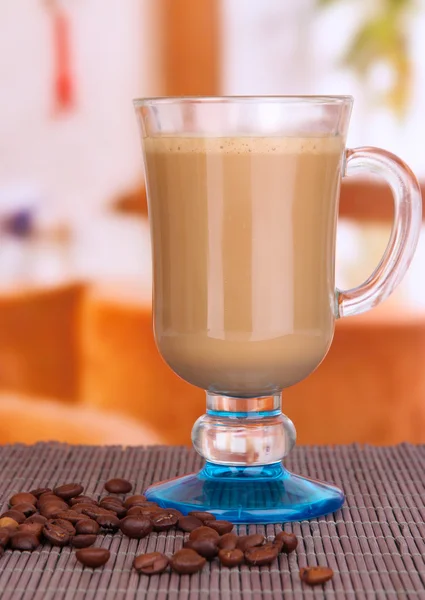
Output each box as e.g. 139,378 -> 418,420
134,96 -> 421,523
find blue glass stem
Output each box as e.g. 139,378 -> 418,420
144,392 -> 344,523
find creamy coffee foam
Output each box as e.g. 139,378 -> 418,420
144,135 -> 343,396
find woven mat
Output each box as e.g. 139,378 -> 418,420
0,443 -> 424,600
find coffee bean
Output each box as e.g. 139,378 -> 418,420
274,531 -> 298,554
43,522 -> 70,546
99,501 -> 127,518
170,549 -> 206,574
245,544 -> 279,566
72,534 -> 97,548
104,478 -> 132,494
188,511 -> 216,523
76,547 -> 110,568
81,506 -> 116,521
133,552 -> 169,575
1,510 -> 26,524
120,516 -> 152,539
205,520 -> 233,535
218,533 -> 238,551
163,508 -> 183,519
127,506 -> 162,518
29,488 -> 51,498
9,492 -> 37,507
300,566 -> 334,586
18,522 -> 44,538
75,519 -> 100,535
56,510 -> 85,524
50,518 -> 76,536
178,515 -> 203,532
25,515 -> 48,525
237,534 -> 265,552
123,495 -> 147,509
184,538 -> 218,560
11,503 -> 37,517
0,529 -> 11,547
97,514 -> 120,531
218,548 -> 244,567
53,483 -> 84,500
189,526 -> 220,542
70,496 -> 98,506
73,503 -> 100,514
40,504 -> 66,520
11,531 -> 39,551
151,512 -> 178,532
0,517 -> 19,530
101,496 -> 124,504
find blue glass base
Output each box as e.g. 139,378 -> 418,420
145,461 -> 344,523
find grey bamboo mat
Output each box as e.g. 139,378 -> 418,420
0,443 -> 424,600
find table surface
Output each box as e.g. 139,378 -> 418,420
0,443 -> 424,599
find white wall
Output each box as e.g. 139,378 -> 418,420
221,0 -> 425,177
0,0 -> 161,220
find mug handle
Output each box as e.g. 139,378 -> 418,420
337,147 -> 422,318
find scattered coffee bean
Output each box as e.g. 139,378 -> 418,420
218,548 -> 244,567
70,496 -> 98,506
57,510 -> 84,524
101,496 -> 124,504
170,549 -> 206,574
40,504 -> 66,520
218,533 -> 238,551
0,529 -> 11,547
37,491 -> 57,502
76,547 -> 110,568
123,495 -> 146,509
73,503 -> 100,515
99,500 -> 127,518
178,515 -> 203,532
245,544 -> 279,566
11,531 -> 39,551
134,552 -> 169,575
72,534 -> 97,548
151,512 -> 178,532
104,478 -> 132,494
205,520 -> 233,535
9,492 -> 37,507
50,519 -> 76,536
163,508 -> 183,519
18,522 -> 44,538
274,531 -> 298,554
25,515 -> 47,525
29,488 -> 51,498
1,510 -> 26,524
75,519 -> 100,535
184,538 -> 218,560
97,514 -> 120,531
237,534 -> 265,552
127,506 -> 162,518
43,522 -> 70,547
81,506 -> 115,521
189,526 -> 220,542
120,516 -> 152,539
0,517 -> 19,530
11,503 -> 37,517
300,566 -> 334,586
54,483 -> 84,500
188,511 -> 216,523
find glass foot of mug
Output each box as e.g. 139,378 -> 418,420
145,462 -> 344,523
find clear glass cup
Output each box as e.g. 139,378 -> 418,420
134,96 -> 422,523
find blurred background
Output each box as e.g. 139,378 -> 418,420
0,0 -> 424,447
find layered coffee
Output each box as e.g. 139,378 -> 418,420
144,135 -> 343,396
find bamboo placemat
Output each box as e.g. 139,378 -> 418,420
0,442 -> 424,599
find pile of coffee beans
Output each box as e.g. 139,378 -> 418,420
0,478 -> 334,586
